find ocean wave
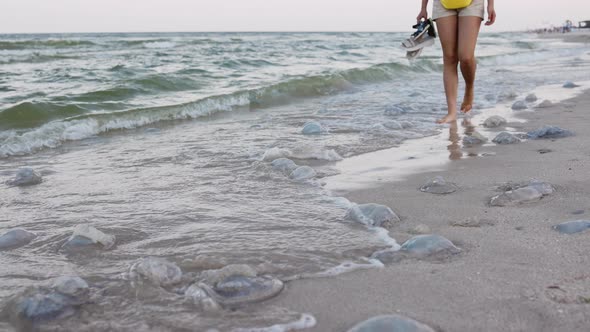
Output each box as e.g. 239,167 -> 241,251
0,93 -> 251,157
217,59 -> 280,68
0,53 -> 81,64
0,102 -> 87,130
0,39 -> 96,50
0,60 -> 441,156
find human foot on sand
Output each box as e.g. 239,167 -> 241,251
461,92 -> 474,113
436,113 -> 457,124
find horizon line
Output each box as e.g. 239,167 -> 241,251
0,29 -> 522,35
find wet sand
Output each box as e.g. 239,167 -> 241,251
268,90 -> 590,331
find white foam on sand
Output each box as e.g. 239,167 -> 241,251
300,259 -> 384,279
232,314 -> 317,332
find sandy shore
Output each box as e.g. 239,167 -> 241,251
267,90 -> 590,331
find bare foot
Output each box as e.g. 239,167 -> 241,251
436,113 -> 457,124
461,91 -> 474,113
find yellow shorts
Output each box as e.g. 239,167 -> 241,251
432,0 -> 485,21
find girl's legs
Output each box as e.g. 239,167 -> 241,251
435,16 -> 459,124
457,16 -> 482,113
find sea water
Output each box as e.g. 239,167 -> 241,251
1,32 -> 589,330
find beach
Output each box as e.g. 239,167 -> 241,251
1,31 -> 590,331
270,89 -> 590,331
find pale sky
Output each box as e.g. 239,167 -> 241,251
1,0 -> 589,33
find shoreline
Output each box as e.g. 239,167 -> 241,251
268,89 -> 590,331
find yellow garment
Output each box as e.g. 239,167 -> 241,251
440,0 -> 473,9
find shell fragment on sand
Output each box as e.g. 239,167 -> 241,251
6,168 -> 42,187
0,229 -> 36,250
347,314 -> 436,332
420,176 -> 458,194
345,203 -> 400,227
553,220 -> 590,234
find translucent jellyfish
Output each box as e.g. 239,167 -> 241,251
526,126 -> 573,139
6,168 -> 42,187
129,257 -> 183,287
536,100 -> 553,108
289,166 -> 316,181
271,158 -> 298,175
525,93 -> 538,102
52,276 -> 89,298
262,147 -> 291,161
462,131 -> 488,145
301,121 -> 326,135
345,203 -> 400,227
492,132 -> 520,145
490,181 -> 554,206
0,229 -> 36,250
563,81 -> 579,88
420,176 -> 458,194
184,284 -> 221,311
384,106 -> 405,116
490,187 -> 542,206
553,220 -> 590,234
62,224 -> 115,250
347,314 -> 436,332
511,100 -> 528,110
201,275 -> 284,306
14,276 -> 90,323
400,234 -> 461,256
483,115 -> 507,128
17,292 -> 77,322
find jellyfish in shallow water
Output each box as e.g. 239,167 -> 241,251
347,314 -> 436,332
200,275 -> 284,307
6,168 -> 42,187
345,203 -> 400,227
61,224 -> 115,251
289,166 -> 316,181
301,121 -> 326,135
13,276 -> 89,323
0,229 -> 36,250
553,220 -> 590,234
400,234 -> 461,256
271,158 -> 298,175
129,257 -> 183,287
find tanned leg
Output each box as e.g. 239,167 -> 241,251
457,16 -> 482,113
435,16 -> 459,124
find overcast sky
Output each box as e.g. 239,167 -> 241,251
1,0 -> 589,33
